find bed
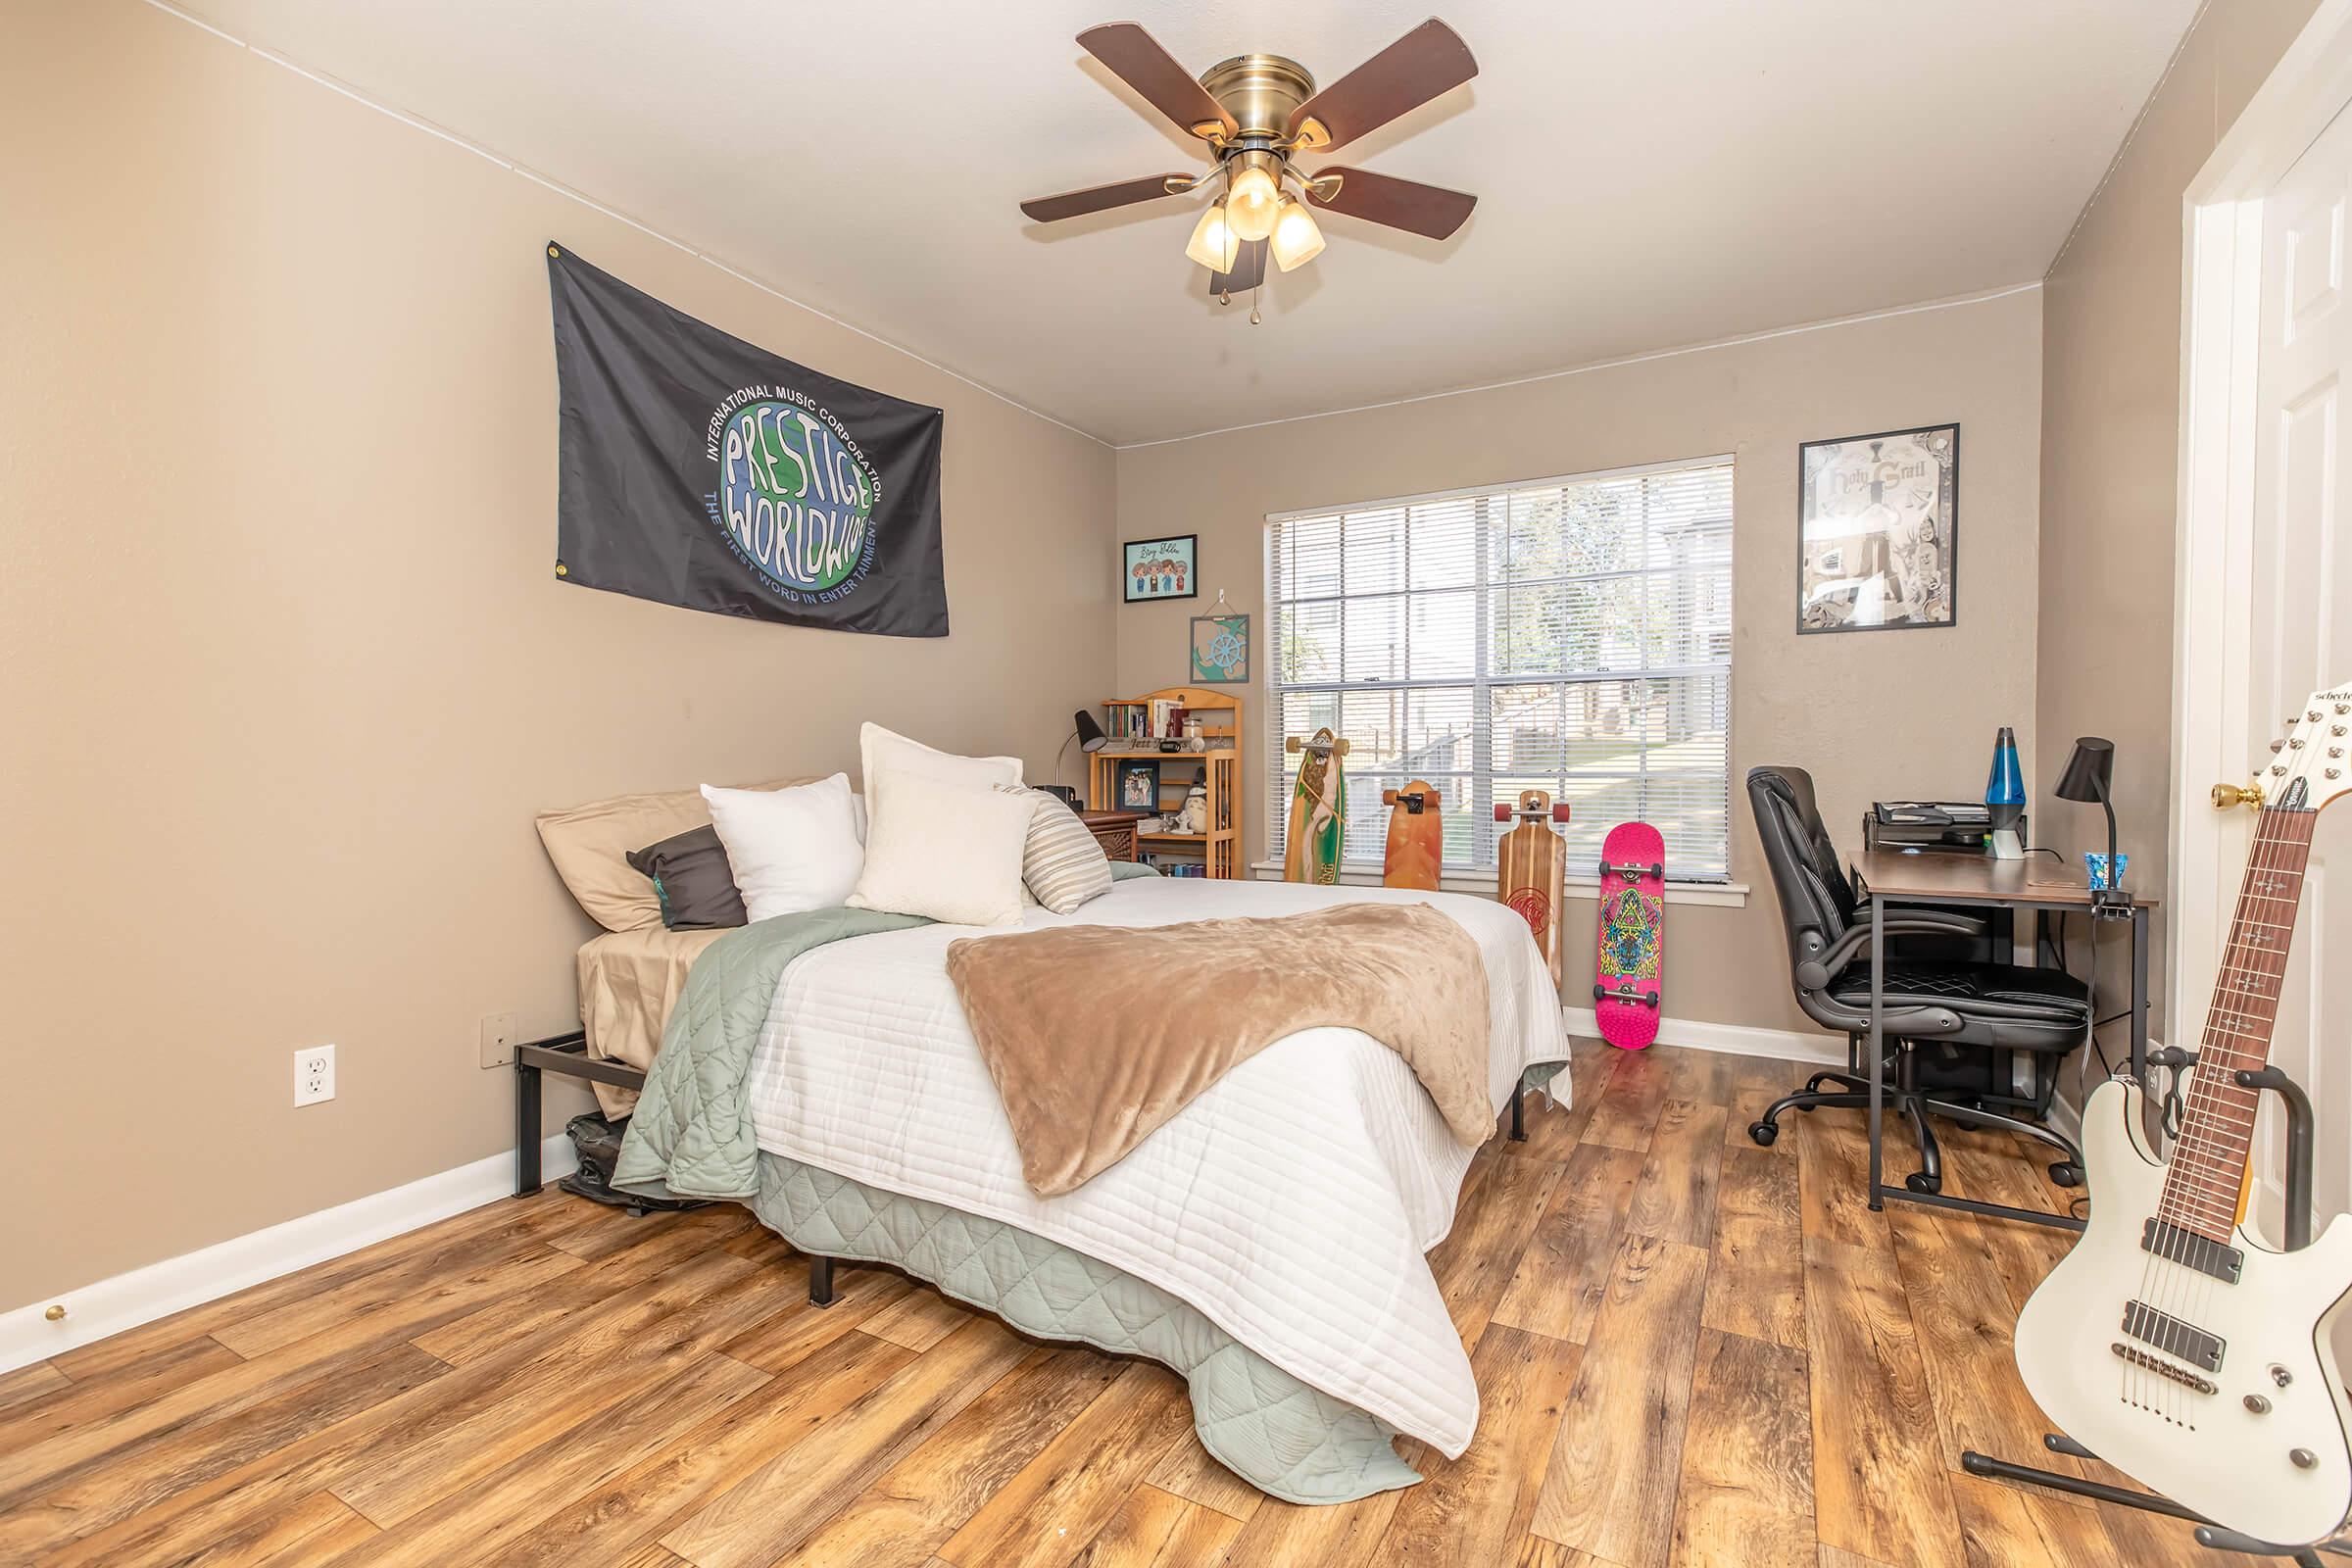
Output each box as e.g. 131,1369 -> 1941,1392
528,783 -> 1572,1503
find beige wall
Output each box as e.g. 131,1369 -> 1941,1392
2,1 -> 1114,1307
1116,289 -> 2046,1033
2036,0 -> 2319,1045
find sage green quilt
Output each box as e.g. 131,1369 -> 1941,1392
610,866 -> 1430,1504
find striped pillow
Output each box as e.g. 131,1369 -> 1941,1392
999,787 -> 1113,912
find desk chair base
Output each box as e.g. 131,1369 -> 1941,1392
1747,1049 -> 2084,1194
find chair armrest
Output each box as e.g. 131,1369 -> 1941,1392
1858,904 -> 1987,939
1796,912 -> 1989,993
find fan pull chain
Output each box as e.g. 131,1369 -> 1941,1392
1250,284 -> 1262,326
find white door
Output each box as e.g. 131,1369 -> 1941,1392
2195,100 -> 2352,1239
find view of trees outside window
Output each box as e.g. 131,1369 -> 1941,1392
1268,459 -> 1733,876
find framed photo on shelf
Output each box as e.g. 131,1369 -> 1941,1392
1123,534 -> 1197,603
1796,423 -> 1957,634
1189,612 -> 1250,683
1114,759 -> 1160,812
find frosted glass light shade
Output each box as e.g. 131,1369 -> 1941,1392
1270,198 -> 1325,271
1226,166 -> 1281,242
1184,202 -> 1241,271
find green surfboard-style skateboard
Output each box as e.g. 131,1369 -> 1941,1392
1283,729 -> 1349,883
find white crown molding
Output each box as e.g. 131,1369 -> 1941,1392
1,1134 -> 578,1375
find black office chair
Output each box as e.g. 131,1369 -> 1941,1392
1744,765 -> 2090,1193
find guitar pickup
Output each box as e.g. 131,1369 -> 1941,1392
2123,1299 -> 2225,1374
2141,1218 -> 2243,1284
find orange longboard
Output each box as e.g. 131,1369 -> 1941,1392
1494,790 -> 1572,986
1381,780 -> 1443,889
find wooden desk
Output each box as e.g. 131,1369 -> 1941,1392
1846,848 -> 2155,1233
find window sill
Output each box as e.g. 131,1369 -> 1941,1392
1244,860 -> 1749,908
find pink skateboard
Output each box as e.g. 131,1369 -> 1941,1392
1593,821 -> 1664,1050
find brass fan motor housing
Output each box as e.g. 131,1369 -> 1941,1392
1199,54 -> 1316,142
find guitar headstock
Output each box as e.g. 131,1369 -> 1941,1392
2260,680 -> 2352,811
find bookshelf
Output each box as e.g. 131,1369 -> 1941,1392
1086,686 -> 1243,879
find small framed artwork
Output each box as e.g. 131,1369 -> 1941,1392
1797,423 -> 1958,634
1115,759 -> 1160,812
1123,534 -> 1198,603
1190,612 -> 1250,683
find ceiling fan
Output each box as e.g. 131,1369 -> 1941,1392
1019,19 -> 1479,316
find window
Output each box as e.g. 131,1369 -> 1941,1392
1267,457 -> 1733,880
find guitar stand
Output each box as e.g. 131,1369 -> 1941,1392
1961,1057 -> 2346,1564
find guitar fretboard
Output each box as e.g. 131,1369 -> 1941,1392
2157,805 -> 2317,1243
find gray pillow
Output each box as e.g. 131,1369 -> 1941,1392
625,825 -> 748,929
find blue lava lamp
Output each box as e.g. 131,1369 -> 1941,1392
1984,725 -> 2026,858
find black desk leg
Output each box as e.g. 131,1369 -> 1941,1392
1867,895 -> 1886,1209
1510,1081 -> 1526,1142
514,1054 -> 542,1198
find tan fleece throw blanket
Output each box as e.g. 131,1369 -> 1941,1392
945,902 -> 1493,1197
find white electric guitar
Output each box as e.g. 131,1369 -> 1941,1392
2017,682 -> 2352,1547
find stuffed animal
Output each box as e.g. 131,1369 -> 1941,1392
1177,782 -> 1209,835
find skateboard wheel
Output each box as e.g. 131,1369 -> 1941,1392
1286,736 -> 1300,754
1383,789 -> 1399,807
1592,984 -> 1606,1002
1494,803 -> 1512,822
1747,1121 -> 1779,1147
1550,805 -> 1571,823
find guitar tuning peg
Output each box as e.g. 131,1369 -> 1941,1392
2272,740 -> 2288,753
2312,710 -> 2327,722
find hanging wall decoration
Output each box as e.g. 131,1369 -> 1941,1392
546,244 -> 949,637
1190,612 -> 1250,683
1796,423 -> 1957,634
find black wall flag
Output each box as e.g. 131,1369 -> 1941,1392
547,244 -> 949,636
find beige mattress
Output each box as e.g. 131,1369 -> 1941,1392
577,925 -> 727,1116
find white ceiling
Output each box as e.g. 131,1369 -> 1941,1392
179,0 -> 2199,445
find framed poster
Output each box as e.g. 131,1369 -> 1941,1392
1796,423 -> 1957,633
1123,534 -> 1197,603
1190,613 -> 1250,683
1115,760 -> 1160,812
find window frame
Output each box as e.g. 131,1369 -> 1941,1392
1263,454 -> 1736,885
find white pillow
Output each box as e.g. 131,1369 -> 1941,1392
847,768 -> 1033,926
858,722 -> 1022,794
701,774 -> 864,920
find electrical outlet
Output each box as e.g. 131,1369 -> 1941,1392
479,1010 -> 520,1070
294,1044 -> 335,1106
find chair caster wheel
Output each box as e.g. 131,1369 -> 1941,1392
1747,1121 -> 1779,1147
1905,1172 -> 1941,1196
1796,1102 -> 1818,1113
2049,1161 -> 2083,1188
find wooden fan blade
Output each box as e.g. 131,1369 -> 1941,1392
1288,18 -> 1477,151
1208,237 -> 1267,297
1078,23 -> 1238,139
1020,173 -> 1194,223
1306,168 -> 1476,240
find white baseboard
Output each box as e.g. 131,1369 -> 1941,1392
1,1133 -> 577,1376
1561,1005 -> 1844,1066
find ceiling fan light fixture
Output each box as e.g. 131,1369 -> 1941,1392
1225,164 -> 1282,242
1269,197 -> 1325,271
1184,200 -> 1241,272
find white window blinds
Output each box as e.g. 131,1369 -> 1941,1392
1267,457 -> 1734,879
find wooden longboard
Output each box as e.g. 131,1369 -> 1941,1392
1494,790 -> 1571,986
1593,820 -> 1665,1050
1283,729 -> 1348,883
1381,780 -> 1443,889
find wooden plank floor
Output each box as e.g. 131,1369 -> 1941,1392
0,1039 -> 2264,1567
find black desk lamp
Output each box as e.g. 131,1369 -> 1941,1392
2055,736 -> 2131,913
1047,710 -> 1109,808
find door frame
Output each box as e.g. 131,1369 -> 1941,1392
2174,0 -> 2352,1043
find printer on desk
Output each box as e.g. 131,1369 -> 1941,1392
1864,800 -> 2026,852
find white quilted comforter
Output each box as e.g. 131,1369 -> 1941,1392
744,877 -> 1571,1455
